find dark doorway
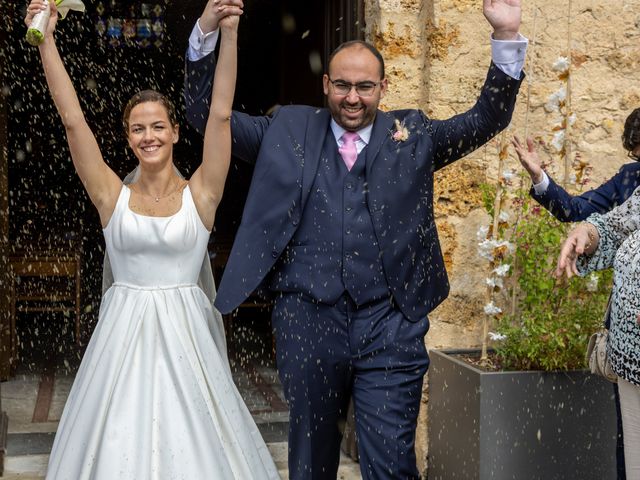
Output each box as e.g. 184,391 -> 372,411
1,0 -> 363,371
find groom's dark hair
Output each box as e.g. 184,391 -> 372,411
328,40 -> 385,79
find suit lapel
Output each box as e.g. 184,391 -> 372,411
301,109 -> 331,207
365,110 -> 394,176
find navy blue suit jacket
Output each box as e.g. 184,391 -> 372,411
530,163 -> 640,222
185,54 -> 523,321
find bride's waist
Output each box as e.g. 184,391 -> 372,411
110,281 -> 199,291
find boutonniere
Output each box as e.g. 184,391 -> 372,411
392,119 -> 409,142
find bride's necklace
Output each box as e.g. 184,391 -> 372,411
133,178 -> 182,203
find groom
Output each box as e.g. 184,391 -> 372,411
184,1 -> 527,478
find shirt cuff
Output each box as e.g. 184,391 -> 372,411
491,33 -> 528,80
187,18 -> 220,62
532,171 -> 550,195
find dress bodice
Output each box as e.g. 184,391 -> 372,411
103,185 -> 210,288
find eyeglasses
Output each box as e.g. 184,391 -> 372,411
328,77 -> 381,97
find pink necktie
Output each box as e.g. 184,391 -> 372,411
339,132 -> 360,171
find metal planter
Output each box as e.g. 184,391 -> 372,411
427,348 -> 617,480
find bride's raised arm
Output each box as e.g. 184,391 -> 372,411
188,6 -> 240,230
26,0 -> 121,225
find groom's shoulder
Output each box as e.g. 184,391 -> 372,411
385,108 -> 431,129
277,104 -> 328,115
266,105 -> 330,125
386,108 -> 425,119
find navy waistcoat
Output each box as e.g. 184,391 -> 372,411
269,130 -> 389,305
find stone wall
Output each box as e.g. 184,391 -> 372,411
364,0 -> 640,474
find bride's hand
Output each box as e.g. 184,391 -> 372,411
219,12 -> 240,31
25,0 -> 58,37
200,0 -> 243,34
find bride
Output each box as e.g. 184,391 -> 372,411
25,0 -> 279,478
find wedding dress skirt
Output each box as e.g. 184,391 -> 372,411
46,185 -> 280,480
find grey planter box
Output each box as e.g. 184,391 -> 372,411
428,349 -> 617,480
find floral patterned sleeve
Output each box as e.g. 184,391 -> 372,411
577,186 -> 640,274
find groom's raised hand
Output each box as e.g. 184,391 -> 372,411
200,0 -> 244,34
483,0 -> 521,40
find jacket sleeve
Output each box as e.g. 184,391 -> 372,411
430,62 -> 524,171
228,110 -> 277,165
531,164 -> 640,222
184,51 -> 216,136
183,51 -> 274,164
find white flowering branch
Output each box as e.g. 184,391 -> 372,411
523,7 -> 539,140
511,7 -> 540,317
543,2 -> 575,188
564,0 -> 574,188
479,132 -> 513,364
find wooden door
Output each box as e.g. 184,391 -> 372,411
324,0 -> 366,60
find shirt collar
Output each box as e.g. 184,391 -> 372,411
330,119 -> 373,145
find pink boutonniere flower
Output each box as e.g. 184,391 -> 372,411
392,119 -> 409,142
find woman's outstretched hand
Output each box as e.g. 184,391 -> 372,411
555,223 -> 598,279
512,135 -> 544,184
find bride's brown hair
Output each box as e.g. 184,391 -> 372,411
122,90 -> 178,135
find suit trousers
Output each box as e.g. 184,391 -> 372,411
271,292 -> 429,480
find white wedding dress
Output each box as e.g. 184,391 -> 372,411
46,185 -> 280,480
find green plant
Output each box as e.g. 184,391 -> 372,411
492,195 -> 612,371
476,40 -> 612,371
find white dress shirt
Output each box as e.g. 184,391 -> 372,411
330,120 -> 372,153
188,19 -> 219,59
532,171 -> 551,194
